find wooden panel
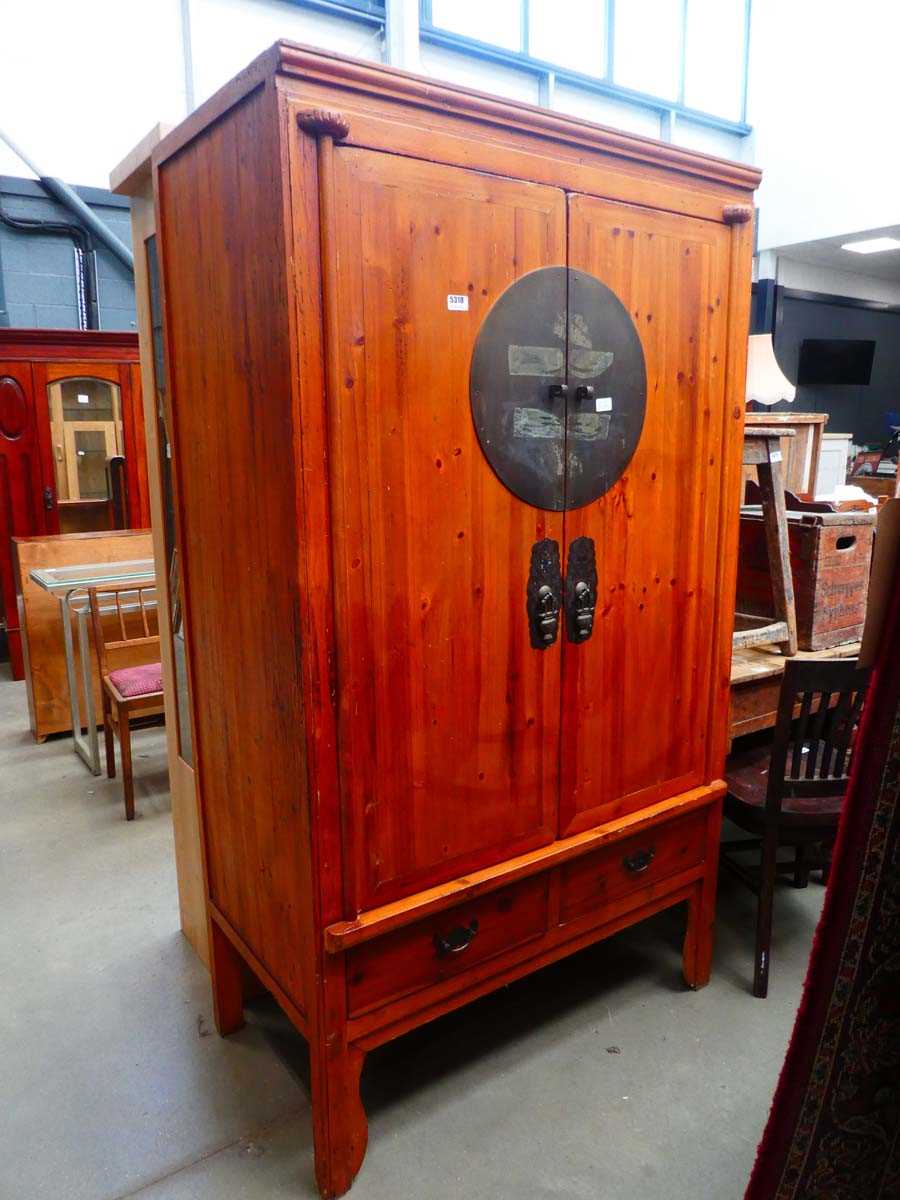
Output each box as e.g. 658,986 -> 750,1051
120,169 -> 206,965
326,780 -> 723,951
121,362 -> 152,529
155,83 -> 309,1009
560,196 -> 733,835
854,473 -> 899,500
0,361 -> 53,678
281,85 -> 749,227
559,810 -> 705,924
13,529 -> 153,738
327,147 -> 565,912
43,360 -> 121,385
347,875 -> 549,1017
349,875 -> 702,1049
0,329 -> 139,363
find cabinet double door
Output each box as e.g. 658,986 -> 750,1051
325,147 -> 733,913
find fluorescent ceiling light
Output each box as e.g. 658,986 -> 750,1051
841,236 -> 900,254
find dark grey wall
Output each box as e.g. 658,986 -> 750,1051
767,291 -> 900,446
0,176 -> 135,331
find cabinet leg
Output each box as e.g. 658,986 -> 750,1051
683,879 -> 715,990
311,1040 -> 368,1199
209,917 -> 245,1035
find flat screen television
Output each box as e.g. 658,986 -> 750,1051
797,338 -> 875,386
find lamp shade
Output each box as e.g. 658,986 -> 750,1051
746,333 -> 796,407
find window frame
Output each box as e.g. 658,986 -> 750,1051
420,0 -> 752,135
285,0 -> 386,23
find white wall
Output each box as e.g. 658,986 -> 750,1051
1,0 -> 746,192
189,0 -> 382,105
419,44 -> 540,106
552,83 -> 662,140
5,0 -> 895,273
748,0 -> 900,251
0,0 -> 381,189
0,1 -> 187,185
775,258 -> 900,306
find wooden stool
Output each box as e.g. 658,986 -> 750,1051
734,428 -> 798,657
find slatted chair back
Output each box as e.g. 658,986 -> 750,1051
767,658 -> 870,811
87,583 -> 160,677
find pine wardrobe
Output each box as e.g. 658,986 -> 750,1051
151,43 -> 759,1197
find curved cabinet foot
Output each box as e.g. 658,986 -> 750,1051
312,1042 -> 368,1199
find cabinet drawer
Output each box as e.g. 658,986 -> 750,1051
347,876 -> 549,1016
559,812 -> 706,925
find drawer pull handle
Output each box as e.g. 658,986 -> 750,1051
623,848 -> 655,874
434,918 -> 479,957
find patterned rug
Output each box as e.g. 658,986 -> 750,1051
745,564 -> 900,1200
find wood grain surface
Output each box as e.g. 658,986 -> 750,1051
561,196 -> 733,835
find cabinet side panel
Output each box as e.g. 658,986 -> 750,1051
156,85 -> 308,1011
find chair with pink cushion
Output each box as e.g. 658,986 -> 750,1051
88,583 -> 165,820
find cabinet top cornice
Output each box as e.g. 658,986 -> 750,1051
154,41 -> 760,197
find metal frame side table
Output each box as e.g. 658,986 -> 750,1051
29,558 -> 156,773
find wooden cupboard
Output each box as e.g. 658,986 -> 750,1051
150,43 -> 759,1197
0,329 -> 150,678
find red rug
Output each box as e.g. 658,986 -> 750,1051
745,563 -> 900,1200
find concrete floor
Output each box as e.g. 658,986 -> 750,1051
0,669 -> 825,1200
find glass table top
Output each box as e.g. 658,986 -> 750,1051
29,558 -> 156,593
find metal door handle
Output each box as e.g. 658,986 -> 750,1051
547,383 -> 568,402
43,486 -> 55,511
527,538 -> 563,650
434,919 -> 479,957
565,536 -> 598,642
623,848 -> 655,874
575,384 -> 595,403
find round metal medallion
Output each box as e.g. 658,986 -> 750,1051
470,267 -> 647,511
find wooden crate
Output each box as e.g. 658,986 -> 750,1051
736,510 -> 875,651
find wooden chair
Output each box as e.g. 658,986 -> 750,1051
721,657 -> 870,997
88,583 -> 164,820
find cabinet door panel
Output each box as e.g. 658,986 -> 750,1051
560,196 -> 733,836
328,148 -> 566,911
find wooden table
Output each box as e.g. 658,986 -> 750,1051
730,640 -> 861,743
